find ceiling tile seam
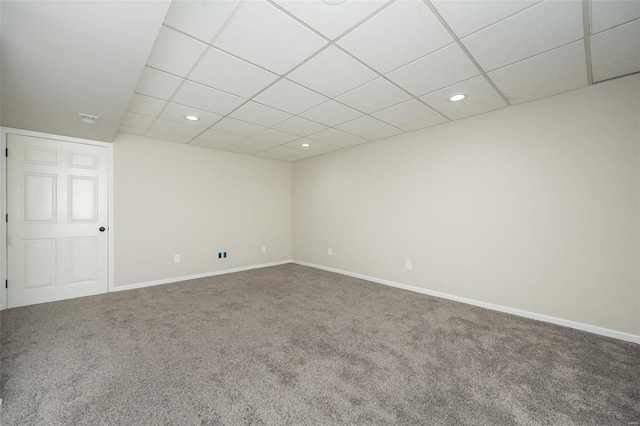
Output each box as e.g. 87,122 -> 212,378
423,0 -> 511,107
590,16 -> 640,36
592,70 -> 640,85
582,0 -> 594,85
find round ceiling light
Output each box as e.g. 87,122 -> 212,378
449,94 -> 466,102
184,115 -> 200,121
301,143 -> 311,148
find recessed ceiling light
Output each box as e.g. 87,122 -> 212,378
78,113 -> 98,125
301,143 -> 310,148
184,115 -> 199,121
449,94 -> 466,102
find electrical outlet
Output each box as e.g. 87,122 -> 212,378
262,245 -> 267,253
405,259 -> 412,270
174,254 -> 181,264
328,248 -> 333,256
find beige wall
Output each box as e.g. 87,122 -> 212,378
292,74 -> 640,335
113,133 -> 291,287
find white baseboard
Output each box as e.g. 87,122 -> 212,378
111,260 -> 292,292
293,260 -> 640,345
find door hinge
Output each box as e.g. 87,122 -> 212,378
5,148 -> 7,157
5,280 -> 7,289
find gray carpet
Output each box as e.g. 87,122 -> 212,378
1,264 -> 639,425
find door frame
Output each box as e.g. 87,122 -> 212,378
0,127 -> 114,310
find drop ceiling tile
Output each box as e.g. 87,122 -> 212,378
225,145 -> 262,155
164,0 -> 240,43
252,129 -> 299,144
371,99 -> 437,126
591,1 -> 640,34
283,139 -> 336,152
229,101 -> 292,128
335,115 -> 396,137
197,128 -> 245,144
135,67 -> 182,100
272,0 -> 388,40
288,46 -> 378,98
117,125 -> 146,136
145,130 -> 191,144
338,0 -> 452,74
233,138 -> 278,152
214,0 -> 327,74
431,0 -> 540,38
160,103 -> 222,128
397,114 -> 449,132
419,76 -> 501,112
299,100 -> 363,126
257,150 -> 288,160
488,40 -> 586,95
211,117 -> 266,137
149,118 -> 204,138
461,0 -> 584,71
336,78 -> 412,114
306,128 -> 358,144
272,116 -> 328,136
127,93 -> 166,116
146,27 -> 207,77
387,44 -> 480,97
507,73 -> 588,104
189,48 -> 279,98
593,56 -> 640,82
444,97 -> 507,120
191,139 -> 235,150
253,79 -> 328,115
334,136 -> 370,148
172,81 -> 246,116
364,127 -> 405,141
591,19 -> 640,80
121,112 -> 155,129
263,145 -> 305,157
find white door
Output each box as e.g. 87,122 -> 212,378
6,133 -> 109,308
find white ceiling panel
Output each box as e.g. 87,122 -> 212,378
164,0 -> 240,43
149,118 -> 204,138
333,135 -> 370,148
118,125 -> 147,136
229,102 -> 292,127
253,79 -> 328,115
288,46 -> 378,98
336,115 -> 398,137
371,99 -> 438,126
188,48 -> 279,99
591,19 -> 640,71
283,139 -> 337,152
364,127 -> 405,141
146,27 -> 207,77
306,128 -> 359,144
233,138 -> 278,152
211,117 -> 266,137
387,44 -> 480,96
121,112 -> 155,129
225,145 -> 262,155
419,76 -> 501,112
265,145 -> 308,157
593,56 -> 640,82
191,138 -> 236,150
336,78 -> 412,113
159,103 -> 222,128
272,116 -> 328,136
507,73 -> 588,104
397,114 -> 449,132
299,100 -> 363,126
488,40 -> 586,95
127,93 -> 167,116
135,67 -> 182,100
257,150 -> 289,160
591,1 -> 640,34
146,130 -> 191,144
431,0 -> 541,38
197,128 -> 245,144
272,0 -> 388,40
252,129 -> 300,144
214,0 -> 327,74
172,81 -> 246,116
444,97 -> 507,120
338,0 -> 453,74
462,0 -> 584,71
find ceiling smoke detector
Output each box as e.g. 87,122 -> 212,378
78,113 -> 98,125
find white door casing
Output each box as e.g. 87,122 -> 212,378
6,133 -> 109,308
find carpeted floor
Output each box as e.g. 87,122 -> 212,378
1,264 -> 639,425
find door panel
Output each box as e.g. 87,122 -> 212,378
7,133 -> 109,308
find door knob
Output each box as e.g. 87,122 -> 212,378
99,227 -> 106,232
